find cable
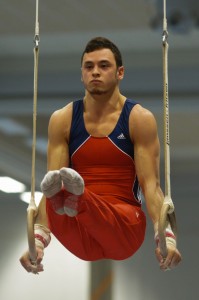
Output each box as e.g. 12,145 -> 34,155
158,0 -> 177,258
27,0 -> 40,265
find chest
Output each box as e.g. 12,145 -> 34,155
71,136 -> 134,167
83,112 -> 120,137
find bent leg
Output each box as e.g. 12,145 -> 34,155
47,188 -> 146,260
77,189 -> 146,260
41,168 -> 85,216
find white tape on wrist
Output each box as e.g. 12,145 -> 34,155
164,228 -> 176,248
34,224 -> 51,249
154,224 -> 176,248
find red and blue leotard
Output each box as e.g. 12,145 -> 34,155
46,99 -> 146,261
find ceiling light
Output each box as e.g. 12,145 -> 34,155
0,118 -> 30,136
0,176 -> 26,193
20,191 -> 43,207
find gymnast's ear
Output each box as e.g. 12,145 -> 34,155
117,66 -> 124,80
81,68 -> 83,82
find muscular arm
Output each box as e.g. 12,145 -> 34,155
35,103 -> 72,225
130,104 -> 181,269
130,105 -> 163,224
47,104 -> 72,170
35,104 -> 72,224
20,103 -> 73,272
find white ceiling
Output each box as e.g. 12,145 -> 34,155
0,0 -> 151,35
0,0 -> 199,56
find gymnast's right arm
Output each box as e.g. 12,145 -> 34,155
19,104 -> 72,273
19,196 -> 49,274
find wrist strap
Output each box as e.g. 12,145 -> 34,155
154,225 -> 176,248
34,224 -> 51,249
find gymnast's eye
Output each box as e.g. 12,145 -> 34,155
100,62 -> 110,68
84,63 -> 93,70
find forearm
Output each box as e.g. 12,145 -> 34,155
20,197 -> 50,273
143,183 -> 164,226
35,195 -> 49,228
34,196 -> 51,250
144,185 -> 176,251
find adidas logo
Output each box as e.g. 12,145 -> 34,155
117,133 -> 126,139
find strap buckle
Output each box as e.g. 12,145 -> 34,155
34,34 -> 40,48
162,30 -> 168,45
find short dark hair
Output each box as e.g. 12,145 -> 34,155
81,37 -> 123,68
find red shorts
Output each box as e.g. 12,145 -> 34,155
46,188 -> 146,261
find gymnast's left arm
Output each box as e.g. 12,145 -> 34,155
130,104 -> 182,270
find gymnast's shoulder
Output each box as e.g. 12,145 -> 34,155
129,103 -> 159,141
48,102 -> 73,135
49,102 -> 73,122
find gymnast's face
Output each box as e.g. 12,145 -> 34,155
81,48 -> 124,96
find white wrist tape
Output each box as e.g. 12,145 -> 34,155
34,224 -> 51,249
154,224 -> 176,248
